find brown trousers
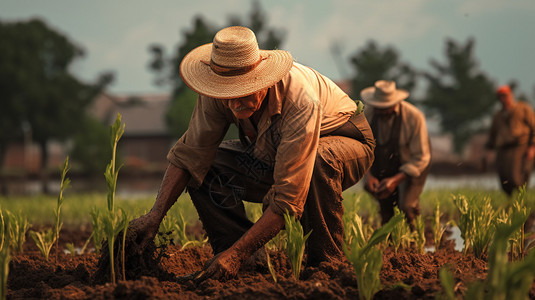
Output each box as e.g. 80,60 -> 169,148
188,113 -> 374,266
496,144 -> 533,195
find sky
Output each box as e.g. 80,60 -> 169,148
2,0 -> 535,98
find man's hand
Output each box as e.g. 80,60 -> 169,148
195,248 -> 243,282
128,212 -> 161,254
376,172 -> 407,199
365,174 -> 379,195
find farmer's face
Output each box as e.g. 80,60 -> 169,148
223,88 -> 268,119
375,105 -> 397,118
498,92 -> 514,109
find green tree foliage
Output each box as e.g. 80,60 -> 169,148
0,19 -> 113,192
148,1 -> 286,138
349,40 -> 417,101
70,115 -> 111,175
421,38 -> 495,152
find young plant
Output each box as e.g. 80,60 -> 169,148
54,156 -> 71,262
344,213 -> 403,300
454,194 -> 496,258
389,208 -> 412,252
0,217 -> 9,300
173,212 -> 207,250
433,202 -> 446,251
29,228 -> 56,261
89,208 -> 105,254
65,242 -> 76,256
101,208 -> 128,284
463,213 -> 535,300
6,211 -> 29,254
283,210 -> 312,280
413,215 -> 426,254
265,246 -> 277,283
101,113 -> 129,284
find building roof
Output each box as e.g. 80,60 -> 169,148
90,93 -> 171,137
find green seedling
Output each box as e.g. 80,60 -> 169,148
89,208 -> 105,254
345,213 -> 403,300
101,113 -> 129,284
454,194 -> 496,258
433,202 -> 446,251
29,228 -> 56,261
463,212 -> 535,300
413,215 -> 426,254
265,246 -> 277,283
436,265 -> 456,300
6,211 -> 29,254
101,208 -> 128,284
389,208 -> 412,252
54,157 -> 70,262
0,217 -> 10,300
65,243 -> 76,256
104,113 -> 125,212
283,210 -> 312,280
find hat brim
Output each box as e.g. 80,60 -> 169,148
360,86 -> 409,108
179,43 -> 294,99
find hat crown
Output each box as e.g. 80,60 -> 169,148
211,26 -> 260,68
374,80 -> 397,100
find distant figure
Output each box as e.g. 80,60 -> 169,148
361,80 -> 431,226
485,85 -> 535,195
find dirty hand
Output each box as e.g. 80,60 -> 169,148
128,213 -> 161,254
376,177 -> 398,199
195,248 -> 242,282
365,175 -> 379,195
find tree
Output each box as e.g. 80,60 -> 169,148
0,19 -> 113,193
421,37 -> 495,153
148,1 -> 286,138
348,40 -> 417,101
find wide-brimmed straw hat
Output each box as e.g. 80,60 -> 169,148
179,26 -> 294,99
360,80 -> 409,109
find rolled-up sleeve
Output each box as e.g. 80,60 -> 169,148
167,95 -> 230,187
263,97 -> 321,217
400,110 -> 431,178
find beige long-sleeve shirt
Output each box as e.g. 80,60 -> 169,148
167,62 -> 357,216
486,101 -> 535,149
364,101 -> 430,178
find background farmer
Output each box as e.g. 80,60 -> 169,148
361,80 -> 430,226
485,85 -> 535,195
129,26 -> 375,280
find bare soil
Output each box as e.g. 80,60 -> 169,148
6,225 -> 535,299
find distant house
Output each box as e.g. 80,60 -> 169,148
90,93 -> 175,171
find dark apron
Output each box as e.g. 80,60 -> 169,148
369,110 -> 402,181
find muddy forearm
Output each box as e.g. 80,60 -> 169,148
149,163 -> 191,222
231,208 -> 286,260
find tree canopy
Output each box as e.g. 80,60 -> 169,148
348,40 -> 417,101
0,18 -> 112,191
421,37 -> 495,152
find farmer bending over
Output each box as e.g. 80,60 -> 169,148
361,80 -> 430,227
130,26 -> 375,280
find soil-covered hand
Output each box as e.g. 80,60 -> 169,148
364,175 -> 379,195
128,213 -> 161,254
195,248 -> 243,282
376,177 -> 399,199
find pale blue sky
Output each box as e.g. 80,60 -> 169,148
2,0 -> 534,98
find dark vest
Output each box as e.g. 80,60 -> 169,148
370,109 -> 402,180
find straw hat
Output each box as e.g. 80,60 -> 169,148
179,26 -> 294,99
360,80 -> 409,108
